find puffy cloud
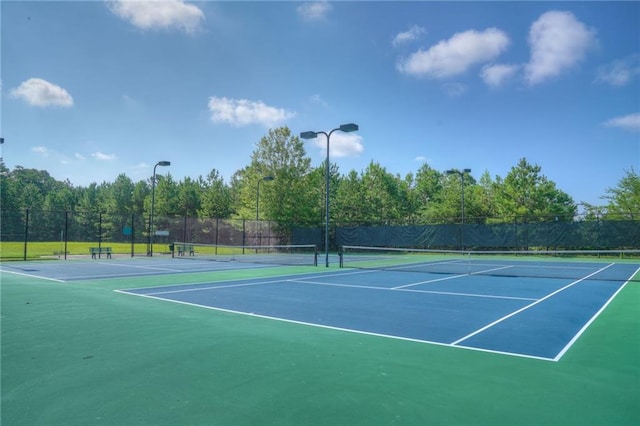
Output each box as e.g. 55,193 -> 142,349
392,25 -> 426,47
208,97 -> 295,127
397,28 -> 510,79
311,133 -> 364,158
11,78 -> 73,107
91,152 -> 117,161
596,54 -> 640,87
525,11 -> 596,85
604,113 -> 640,132
297,1 -> 332,21
481,64 -> 519,87
107,0 -> 204,34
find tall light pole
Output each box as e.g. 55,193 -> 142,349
148,160 -> 171,256
301,123 -> 359,267
446,168 -> 471,250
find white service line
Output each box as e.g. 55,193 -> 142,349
289,279 -> 537,301
0,269 -> 66,283
553,265 -> 640,361
450,263 -> 616,346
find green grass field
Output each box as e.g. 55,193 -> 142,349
1,262 -> 638,425
0,241 -> 170,260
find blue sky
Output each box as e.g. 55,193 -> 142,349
2,1 -> 639,207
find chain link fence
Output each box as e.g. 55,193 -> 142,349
1,209 -> 638,259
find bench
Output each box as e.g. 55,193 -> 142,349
176,244 -> 195,256
90,247 -> 112,259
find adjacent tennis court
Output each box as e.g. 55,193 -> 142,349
2,248 -> 639,425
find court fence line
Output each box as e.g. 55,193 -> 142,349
1,209 -> 639,260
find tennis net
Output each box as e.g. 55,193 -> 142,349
339,245 -> 640,282
171,242 -> 318,266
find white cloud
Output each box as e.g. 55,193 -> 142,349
596,54 -> 640,87
32,146 -> 50,156
397,28 -> 510,79
414,156 -> 430,163
208,96 -> 295,127
392,25 -> 426,47
297,1 -> 332,21
481,64 -> 519,87
107,0 -> 204,34
11,78 -> 73,107
92,152 -> 117,161
604,113 -> 640,132
74,153 -> 87,160
312,133 -> 364,158
525,11 -> 596,86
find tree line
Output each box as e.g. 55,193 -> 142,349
1,127 -> 638,234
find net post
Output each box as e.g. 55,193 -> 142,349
339,247 -> 344,268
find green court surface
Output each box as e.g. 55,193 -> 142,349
2,266 -> 639,425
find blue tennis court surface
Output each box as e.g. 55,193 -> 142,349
116,260 -> 640,362
0,257 -> 274,281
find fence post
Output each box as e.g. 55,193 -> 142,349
131,213 -> 135,257
183,215 -> 187,244
64,211 -> 69,260
98,213 -> 102,259
23,208 -> 30,261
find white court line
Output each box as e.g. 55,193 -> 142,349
392,265 -> 514,289
289,279 -> 537,301
392,274 -> 468,289
99,262 -> 185,272
0,269 -> 66,283
450,263 -> 616,347
117,269 -> 361,294
146,278 -> 295,295
553,265 -> 640,361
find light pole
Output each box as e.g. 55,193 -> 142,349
446,168 -> 471,250
148,160 -> 171,256
301,123 -> 359,267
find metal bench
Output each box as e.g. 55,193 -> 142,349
177,244 -> 195,256
90,247 -> 112,259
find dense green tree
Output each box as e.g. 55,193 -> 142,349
199,169 -> 233,219
177,176 -> 201,217
493,158 -> 576,222
235,127 -> 314,227
334,169 -> 367,225
602,168 -> 640,219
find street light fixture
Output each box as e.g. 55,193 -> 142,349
148,160 -> 171,256
446,168 -> 471,250
300,123 -> 359,267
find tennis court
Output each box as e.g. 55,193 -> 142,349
2,248 -> 639,425
114,250 -> 638,362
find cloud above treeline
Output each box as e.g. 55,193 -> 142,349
604,113 -> 640,132
107,0 -> 205,34
208,96 -> 295,127
395,10 -> 598,88
10,78 -> 74,107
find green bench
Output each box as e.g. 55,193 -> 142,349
176,244 -> 195,256
90,247 -> 112,259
